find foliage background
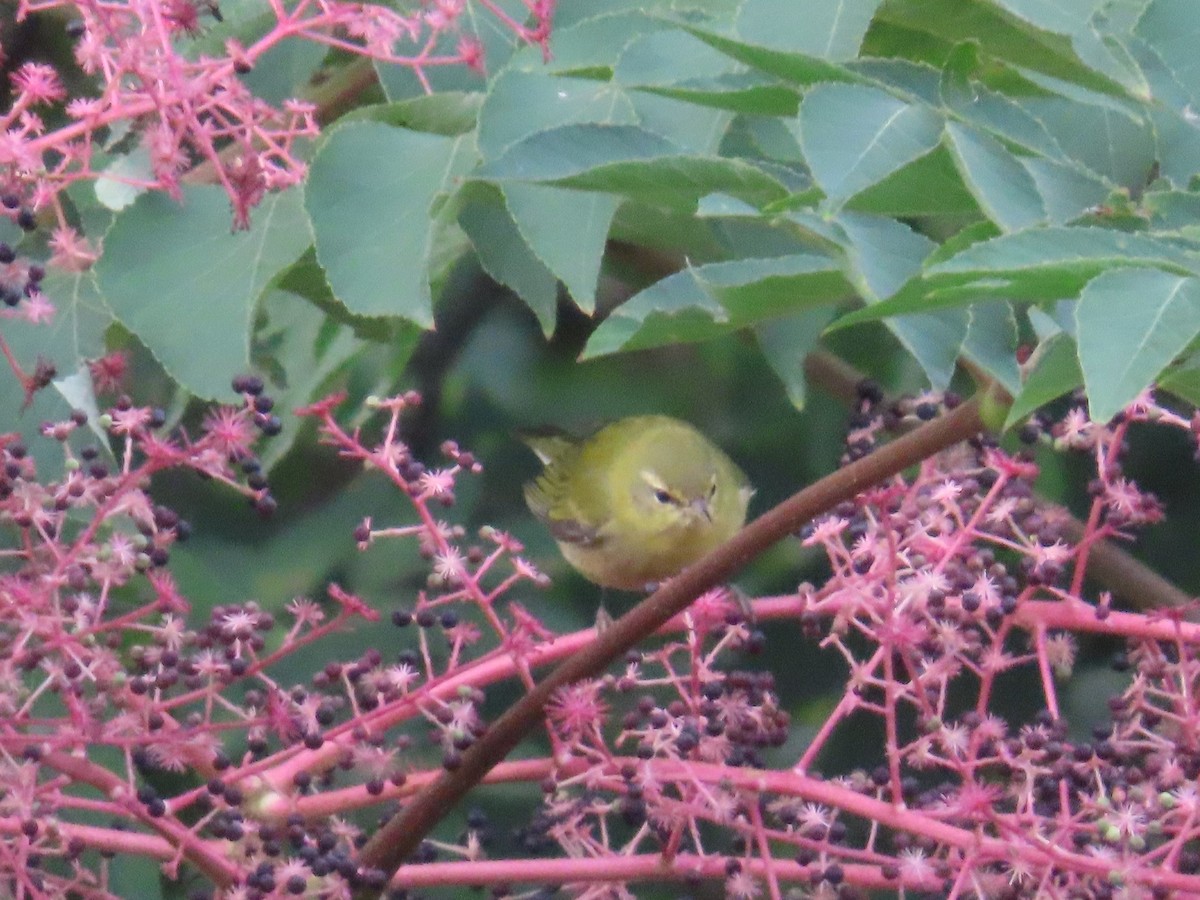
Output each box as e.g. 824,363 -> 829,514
11,0 -> 1200,894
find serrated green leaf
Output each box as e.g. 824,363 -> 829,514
962,300 -> 1022,395
584,254 -> 848,357
928,226 -> 1200,283
989,0 -> 1146,92
1005,331 -> 1083,428
457,185 -> 559,334
736,0 -> 883,60
889,309 -> 969,389
846,143 -> 982,215
306,122 -> 472,325
0,267 -> 113,454
831,225 -> 1200,331
1018,93 -> 1155,188
503,183 -> 618,314
636,76 -> 801,117
796,83 -> 944,209
614,27 -> 740,85
945,121 -> 1046,231
478,71 -> 638,161
1135,0 -> 1200,106
1075,267 -> 1200,422
357,93 -> 483,136
628,89 -> 733,154
94,146 -> 151,212
96,186 -> 309,400
1158,358 -> 1200,405
1019,156 -> 1110,223
536,10 -> 672,74
1146,190 -> 1200,232
853,58 -> 944,104
679,23 -> 866,85
477,122 -> 682,178
836,211 -> 936,301
755,307 -> 836,409
1147,105 -> 1200,188
477,123 -> 790,208
874,0 -> 1128,93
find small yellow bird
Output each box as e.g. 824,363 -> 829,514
522,415 -> 753,590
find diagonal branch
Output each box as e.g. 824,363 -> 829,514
357,390 -> 990,881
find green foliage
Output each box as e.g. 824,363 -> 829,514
53,0 -> 1200,443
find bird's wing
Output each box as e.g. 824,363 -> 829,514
523,449 -> 605,547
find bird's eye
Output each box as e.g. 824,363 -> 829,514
708,477 -> 718,498
654,489 -> 674,504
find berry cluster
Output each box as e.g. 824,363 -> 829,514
4,380 -> 1200,898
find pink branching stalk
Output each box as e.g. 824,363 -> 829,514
4,0 -> 556,238
4,376 -> 1200,898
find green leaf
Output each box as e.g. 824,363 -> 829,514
679,22 -> 865,86
305,122 -> 473,325
1018,93 -> 1155,188
614,27 -> 740,84
874,0 -> 1128,93
1005,332 -> 1083,428
356,93 -> 483,136
1019,157 -> 1110,224
457,184 -> 559,334
736,0 -> 883,60
240,32 -> 328,105
635,75 -> 801,117
478,122 -> 682,177
534,10 -> 672,74
477,123 -> 791,208
928,226 -> 1200,290
796,83 -> 944,209
845,143 -> 982,216
988,0 -> 1146,92
889,309 -> 969,389
836,212 -> 935,301
1145,190 -> 1200,232
95,146 -> 152,212
1075,267 -> 1200,422
502,183 -> 619,314
477,71 -> 638,161
754,307 -> 836,409
1158,357 -> 1200,406
627,89 -> 734,154
1135,0 -> 1200,107
584,254 -> 848,357
0,267 -> 113,453
944,121 -> 1046,231
254,289 -> 373,468
831,225 -> 1200,331
962,300 -> 1022,396
852,58 -> 943,104
1147,106 -> 1200,188
96,186 -> 309,400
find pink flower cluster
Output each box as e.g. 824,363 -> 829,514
3,379 -> 1200,897
5,0 -> 555,244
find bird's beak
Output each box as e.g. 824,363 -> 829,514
690,497 -> 713,522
